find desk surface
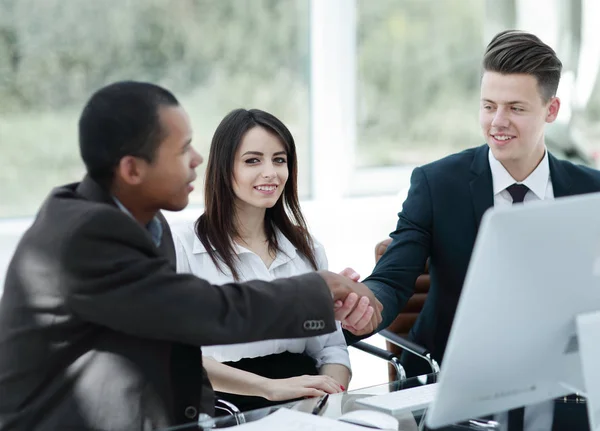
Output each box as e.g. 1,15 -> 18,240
158,373 -> 544,430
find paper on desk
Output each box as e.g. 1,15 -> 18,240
218,408 -> 368,430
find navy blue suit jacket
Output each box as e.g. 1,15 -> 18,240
364,144 -> 600,377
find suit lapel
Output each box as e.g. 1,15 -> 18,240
75,175 -> 174,260
548,152 -> 573,198
156,212 -> 177,268
469,145 -> 495,229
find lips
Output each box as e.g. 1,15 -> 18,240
253,184 -> 278,195
490,134 -> 515,146
186,175 -> 197,192
254,184 -> 277,191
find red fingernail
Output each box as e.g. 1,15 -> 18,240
340,385 -> 346,391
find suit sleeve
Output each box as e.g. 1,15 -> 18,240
363,166 -> 433,330
60,208 -> 336,347
305,242 -> 351,370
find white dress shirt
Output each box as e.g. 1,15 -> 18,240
489,147 -> 554,206
171,222 -> 351,371
488,148 -> 555,431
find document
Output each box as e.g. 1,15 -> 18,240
218,408 -> 368,430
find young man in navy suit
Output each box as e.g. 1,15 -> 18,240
349,30 -> 600,430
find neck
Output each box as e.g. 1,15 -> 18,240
501,144 -> 546,183
111,185 -> 156,226
234,203 -> 267,244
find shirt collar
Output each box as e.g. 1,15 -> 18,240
488,148 -> 550,200
112,197 -> 163,247
192,227 -> 298,260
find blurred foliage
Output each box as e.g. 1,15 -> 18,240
356,0 -> 484,166
0,0 -> 311,217
0,0 -> 310,113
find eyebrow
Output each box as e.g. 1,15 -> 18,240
241,151 -> 287,156
481,98 -> 528,105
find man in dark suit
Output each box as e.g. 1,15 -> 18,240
0,81 -> 381,431
351,31 -> 600,430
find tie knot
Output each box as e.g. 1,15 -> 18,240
506,183 -> 529,204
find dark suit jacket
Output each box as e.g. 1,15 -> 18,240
364,144 -> 600,376
0,176 -> 336,431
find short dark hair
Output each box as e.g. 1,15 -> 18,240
78,81 -> 179,188
195,108 -> 318,280
483,30 -> 562,102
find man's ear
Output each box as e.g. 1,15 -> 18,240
545,96 -> 561,123
115,156 -> 147,186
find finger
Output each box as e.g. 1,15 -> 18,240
317,376 -> 343,394
372,304 -> 383,327
374,296 -> 384,313
342,295 -> 370,328
308,378 -> 342,394
339,267 -> 360,282
334,300 -> 343,308
351,305 -> 376,332
334,292 -> 359,321
344,324 -> 373,336
299,388 -> 327,398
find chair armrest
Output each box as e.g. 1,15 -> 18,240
379,329 -> 440,374
215,398 -> 246,424
351,341 -> 406,381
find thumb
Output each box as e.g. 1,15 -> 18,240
339,267 -> 360,282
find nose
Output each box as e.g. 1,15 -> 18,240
190,147 -> 203,168
261,163 -> 277,180
491,107 -> 510,128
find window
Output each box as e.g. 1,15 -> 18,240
356,0 -> 484,168
0,0 -> 311,218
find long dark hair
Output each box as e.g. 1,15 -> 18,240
195,108 -> 317,280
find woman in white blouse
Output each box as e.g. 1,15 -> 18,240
172,108 -> 351,413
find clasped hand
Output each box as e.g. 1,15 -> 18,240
317,268 -> 383,336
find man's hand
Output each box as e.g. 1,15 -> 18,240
337,282 -> 383,336
317,270 -> 383,335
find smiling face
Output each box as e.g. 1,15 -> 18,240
232,125 -> 289,213
480,71 -> 560,179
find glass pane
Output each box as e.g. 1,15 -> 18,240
356,0 -> 484,167
0,0 -> 310,218
580,73 -> 600,168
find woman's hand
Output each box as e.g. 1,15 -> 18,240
260,374 -> 343,401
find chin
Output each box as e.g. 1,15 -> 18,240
253,202 -> 277,209
489,141 -> 510,155
165,198 -> 189,212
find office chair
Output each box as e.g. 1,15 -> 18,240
214,398 -> 246,424
361,238 -> 439,381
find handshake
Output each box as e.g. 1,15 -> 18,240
317,268 -> 383,336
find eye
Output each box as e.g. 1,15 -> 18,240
274,157 -> 287,164
482,104 -> 493,111
512,106 -> 524,112
244,158 -> 260,164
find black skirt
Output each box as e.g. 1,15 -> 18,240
214,351 -> 319,414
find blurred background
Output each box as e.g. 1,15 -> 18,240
1,0 -> 600,389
